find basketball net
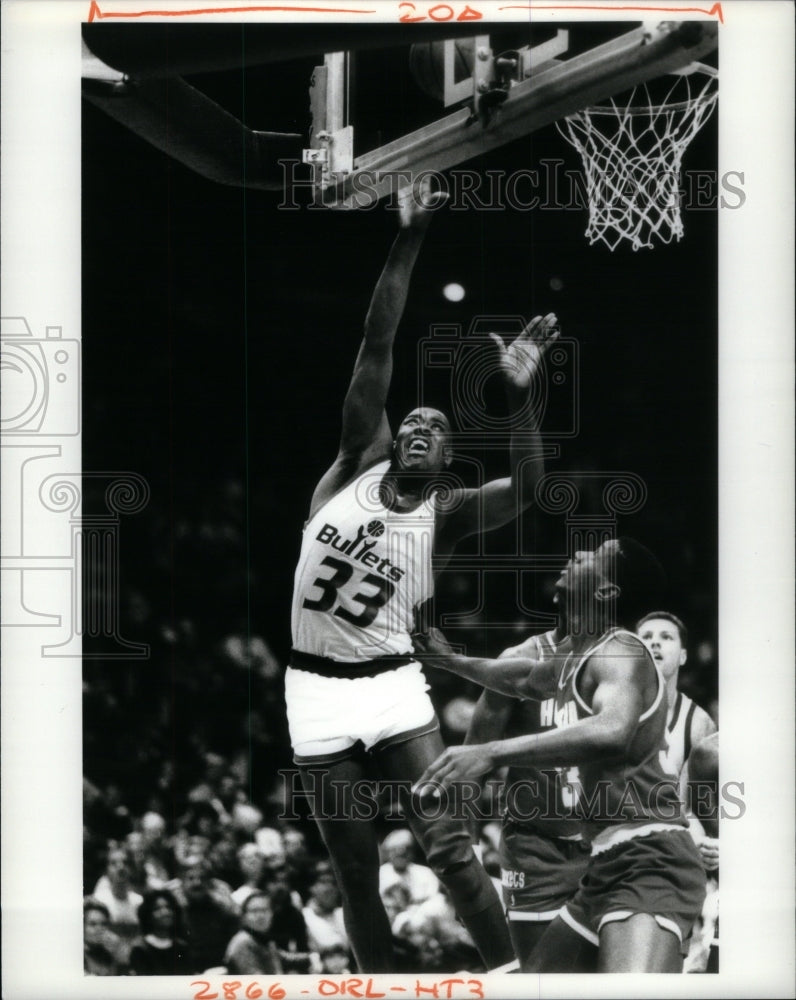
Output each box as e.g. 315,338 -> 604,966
556,64 -> 718,251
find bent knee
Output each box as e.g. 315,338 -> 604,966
421,824 -> 476,877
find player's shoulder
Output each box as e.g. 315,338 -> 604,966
308,456 -> 390,521
594,627 -> 650,662
499,627 -> 562,660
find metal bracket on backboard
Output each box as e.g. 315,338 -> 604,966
304,52 -> 354,191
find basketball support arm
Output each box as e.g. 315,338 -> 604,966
82,74 -> 302,191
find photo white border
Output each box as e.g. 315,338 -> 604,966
1,1 -> 793,998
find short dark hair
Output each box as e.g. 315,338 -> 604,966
137,889 -> 182,936
611,538 -> 667,626
635,610 -> 688,648
83,897 -> 110,922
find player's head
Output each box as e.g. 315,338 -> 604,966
635,611 -> 688,680
393,407 -> 453,474
555,537 -> 666,627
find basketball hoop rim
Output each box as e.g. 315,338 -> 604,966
574,62 -> 717,118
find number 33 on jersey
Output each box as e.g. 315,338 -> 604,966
291,461 -> 436,661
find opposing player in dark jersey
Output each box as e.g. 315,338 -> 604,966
412,538 -> 708,972
465,629 -> 596,972
287,179 -> 559,972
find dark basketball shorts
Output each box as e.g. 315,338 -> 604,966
499,822 -> 591,921
561,827 -> 707,952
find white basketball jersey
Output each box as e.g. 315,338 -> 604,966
658,691 -> 699,778
291,461 -> 436,661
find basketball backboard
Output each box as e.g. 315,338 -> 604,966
82,19 -> 718,212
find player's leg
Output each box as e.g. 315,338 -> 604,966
523,914 -> 597,972
298,754 -> 394,972
508,920 -> 550,969
500,824 -> 597,972
509,919 -> 597,973
375,727 -> 516,970
598,913 -> 682,972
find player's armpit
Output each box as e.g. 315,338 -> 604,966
308,418 -> 392,518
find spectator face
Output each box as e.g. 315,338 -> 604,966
388,844 -> 411,873
219,775 -> 239,803
141,812 -> 166,848
311,879 -> 340,912
187,834 -> 211,859
126,832 -> 146,866
264,860 -> 290,891
84,906 -> 110,947
209,835 -> 237,873
151,896 -> 177,935
239,848 -> 265,882
181,862 -> 208,901
322,949 -> 349,974
243,896 -> 274,935
283,830 -> 307,862
196,815 -> 218,839
106,848 -> 132,888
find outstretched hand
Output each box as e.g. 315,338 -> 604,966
397,175 -> 449,230
411,625 -> 456,663
489,312 -> 560,392
412,744 -> 497,797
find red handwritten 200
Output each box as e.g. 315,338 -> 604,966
399,3 -> 484,21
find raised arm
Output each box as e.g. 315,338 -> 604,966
413,642 -> 649,792
436,314 -> 559,544
412,626 -> 557,700
309,184 -> 444,517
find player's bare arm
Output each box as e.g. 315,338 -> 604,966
412,643 -> 651,791
411,625 -> 557,700
436,313 -> 559,546
309,181 -> 446,518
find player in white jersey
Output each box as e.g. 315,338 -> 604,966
287,179 -> 559,972
635,611 -> 718,872
635,612 -> 716,781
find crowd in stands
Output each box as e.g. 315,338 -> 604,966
83,753 -> 505,976
83,476 -> 718,977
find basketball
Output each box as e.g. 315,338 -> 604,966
409,39 -> 475,102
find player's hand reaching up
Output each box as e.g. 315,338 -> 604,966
489,312 -> 560,392
397,175 -> 449,230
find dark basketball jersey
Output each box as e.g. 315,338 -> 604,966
553,627 -> 686,835
500,630 -> 585,839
